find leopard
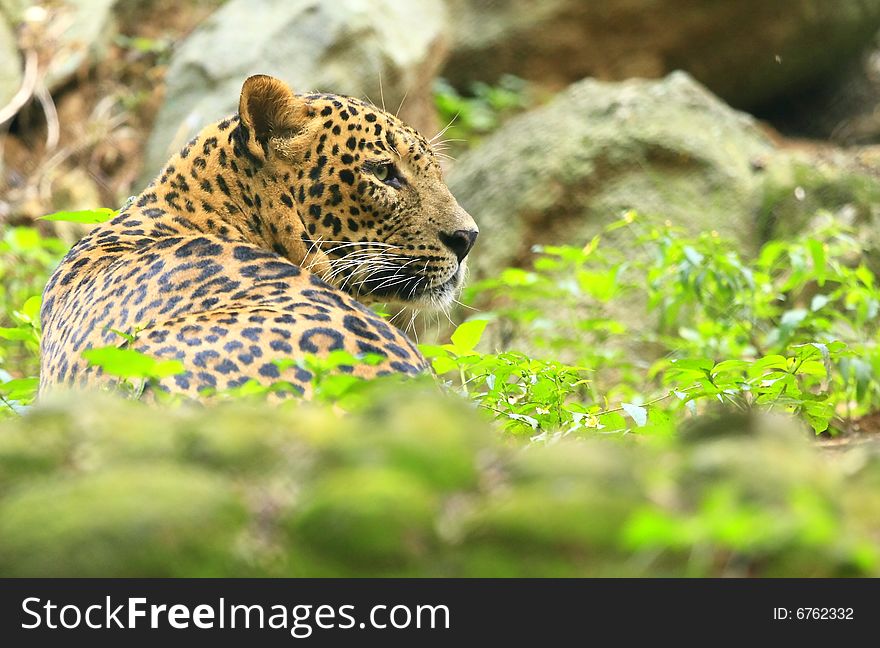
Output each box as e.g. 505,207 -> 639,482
39,74 -> 478,399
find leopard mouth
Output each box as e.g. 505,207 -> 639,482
354,262 -> 464,307
428,265 -> 465,302
411,263 -> 465,308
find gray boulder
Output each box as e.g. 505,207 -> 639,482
140,0 -> 448,186
448,72 -> 774,278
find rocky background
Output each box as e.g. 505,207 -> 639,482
1,0 -> 880,280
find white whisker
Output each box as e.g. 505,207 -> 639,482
452,298 -> 478,312
430,113 -> 459,143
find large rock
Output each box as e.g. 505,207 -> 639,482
759,145 -> 880,268
448,72 -> 775,277
443,0 -> 880,112
140,0 -> 448,186
449,72 -> 880,279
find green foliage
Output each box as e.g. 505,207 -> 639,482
0,227 -> 67,400
81,346 -> 184,380
0,209 -> 118,411
78,346 -> 185,400
3,208 -> 880,440
429,213 -> 880,436
432,75 -> 531,148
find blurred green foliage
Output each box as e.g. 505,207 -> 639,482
1,388 -> 878,577
432,75 -> 531,150
4,208 -> 880,435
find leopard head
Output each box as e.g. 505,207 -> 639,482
237,74 -> 478,309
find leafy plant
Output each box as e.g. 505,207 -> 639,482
0,227 -> 68,409
40,208 -> 116,224
437,213 -> 880,436
432,75 -> 532,150
5,206 -> 880,441
5,204 -> 880,577
0,211 -> 114,413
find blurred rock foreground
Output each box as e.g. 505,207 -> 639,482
1,389 -> 879,577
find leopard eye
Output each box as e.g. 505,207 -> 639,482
371,162 -> 404,189
374,164 -> 390,182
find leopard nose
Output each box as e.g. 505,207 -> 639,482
440,229 -> 479,263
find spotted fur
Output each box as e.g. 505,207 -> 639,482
40,75 -> 478,398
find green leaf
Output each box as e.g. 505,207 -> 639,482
359,353 -> 386,367
669,358 -> 714,373
316,374 -> 363,399
321,349 -> 360,369
0,327 -> 34,341
807,239 -> 826,286
417,344 -> 447,358
749,355 -> 789,375
40,208 -> 116,224
711,359 -> 749,376
19,296 -> 41,323
795,360 -> 827,378
0,377 -> 39,400
430,356 -> 458,375
82,347 -> 184,379
641,408 -> 675,436
109,329 -> 138,344
855,264 -> 874,288
449,319 -> 488,354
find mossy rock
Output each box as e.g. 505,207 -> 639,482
0,464 -> 248,576
1,390 -> 879,576
286,467 -> 439,576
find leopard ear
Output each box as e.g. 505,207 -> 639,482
239,75 -> 311,151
